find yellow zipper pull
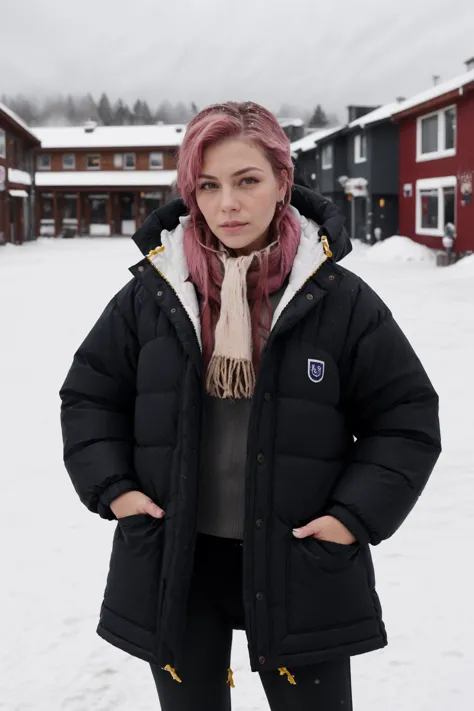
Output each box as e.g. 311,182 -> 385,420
163,665 -> 182,683
320,234 -> 333,259
147,245 -> 165,257
227,668 -> 235,688
278,667 -> 297,685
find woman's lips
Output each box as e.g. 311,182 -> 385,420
220,222 -> 249,234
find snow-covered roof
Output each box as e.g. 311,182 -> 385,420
392,68 -> 474,117
35,170 -> 177,188
0,102 -> 39,142
290,126 -> 344,153
348,101 -> 404,129
278,117 -> 305,129
8,168 -> 32,186
32,124 -> 187,150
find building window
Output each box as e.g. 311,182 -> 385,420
321,144 -> 333,170
354,133 -> 367,163
0,129 -> 5,158
40,192 -> 54,219
150,152 -> 164,170
444,107 -> 456,150
417,106 -> 456,161
114,153 -> 123,168
89,195 -> 108,223
63,154 -> 76,170
416,176 -> 456,236
87,154 -> 101,170
37,154 -> 51,170
124,153 -> 136,170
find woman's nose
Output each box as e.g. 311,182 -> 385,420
219,188 -> 240,212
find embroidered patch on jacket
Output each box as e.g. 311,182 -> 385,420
308,359 -> 325,383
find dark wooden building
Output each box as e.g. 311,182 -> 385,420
0,102 -> 40,245
33,122 -> 186,237
344,102 -> 401,241
292,105 -> 401,242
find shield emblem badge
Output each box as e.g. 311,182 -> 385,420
308,359 -> 325,384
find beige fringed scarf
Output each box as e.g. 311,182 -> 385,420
206,252 -> 256,399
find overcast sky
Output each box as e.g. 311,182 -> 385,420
1,0 -> 474,121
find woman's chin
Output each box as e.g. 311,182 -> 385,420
216,232 -> 267,255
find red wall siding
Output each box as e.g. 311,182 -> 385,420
398,91 -> 474,252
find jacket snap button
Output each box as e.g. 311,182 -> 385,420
171,308 -> 177,314
257,453 -> 265,464
329,275 -> 336,281
138,265 -> 145,272
256,518 -> 264,528
256,592 -> 264,602
157,290 -> 163,297
306,293 -> 314,300
259,656 -> 266,665
264,392 -> 272,402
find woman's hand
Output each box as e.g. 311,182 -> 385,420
292,515 -> 356,544
110,490 -> 165,520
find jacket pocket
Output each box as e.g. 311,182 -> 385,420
102,513 -> 164,631
287,536 -> 375,634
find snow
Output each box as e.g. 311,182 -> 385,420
392,68 -> 474,118
32,124 -> 187,149
277,117 -> 305,129
0,102 -> 39,142
35,170 -> 177,188
360,235 -> 438,263
1,237 -> 473,711
348,101 -> 404,129
8,189 -> 29,199
451,253 -> 474,273
290,126 -> 344,154
8,168 -> 32,186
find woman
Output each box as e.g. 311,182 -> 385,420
60,102 -> 441,710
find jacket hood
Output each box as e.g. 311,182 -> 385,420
132,184 -> 352,262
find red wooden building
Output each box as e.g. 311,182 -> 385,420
33,122 -> 186,237
0,102 -> 40,245
393,61 -> 474,254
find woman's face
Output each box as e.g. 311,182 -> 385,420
196,137 -> 286,256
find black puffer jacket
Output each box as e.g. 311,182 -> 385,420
60,186 -> 441,674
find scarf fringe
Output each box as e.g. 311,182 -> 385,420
206,355 -> 255,399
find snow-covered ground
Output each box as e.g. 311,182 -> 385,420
1,236 -> 473,711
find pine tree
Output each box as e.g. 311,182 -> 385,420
65,95 -> 78,125
141,101 -> 154,124
97,93 -> 114,125
309,104 -> 329,129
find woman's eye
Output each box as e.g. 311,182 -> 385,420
241,177 -> 258,186
199,182 -> 218,191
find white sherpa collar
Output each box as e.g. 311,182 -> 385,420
146,206 -> 327,350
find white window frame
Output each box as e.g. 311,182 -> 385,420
416,176 -> 457,237
87,154 -> 101,170
124,152 -> 136,170
0,129 -> 6,159
62,153 -> 76,170
149,152 -> 164,170
416,105 -> 456,162
354,133 -> 367,164
114,153 -> 123,168
37,153 -> 51,170
321,144 -> 333,170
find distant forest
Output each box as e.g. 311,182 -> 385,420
0,92 -> 337,129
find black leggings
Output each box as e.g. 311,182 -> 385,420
151,534 -> 352,711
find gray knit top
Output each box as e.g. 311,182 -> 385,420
197,283 -> 287,540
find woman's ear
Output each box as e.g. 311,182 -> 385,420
278,169 -> 288,201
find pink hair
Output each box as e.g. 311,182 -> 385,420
177,101 -> 301,370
